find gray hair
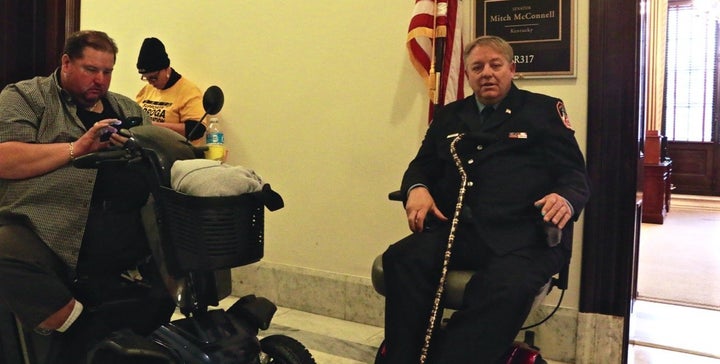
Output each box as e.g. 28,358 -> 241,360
463,35 -> 514,63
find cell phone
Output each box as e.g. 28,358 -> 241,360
100,117 -> 142,141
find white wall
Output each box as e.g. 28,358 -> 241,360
81,0 -> 588,308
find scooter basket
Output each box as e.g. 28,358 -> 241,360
157,186 -> 264,271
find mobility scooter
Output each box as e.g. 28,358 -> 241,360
76,86 -> 315,364
49,86 -> 316,363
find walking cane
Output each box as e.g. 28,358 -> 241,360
419,133 -> 469,364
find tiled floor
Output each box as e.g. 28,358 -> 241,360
175,296 -> 720,363
263,306 -> 570,364
174,297 -> 567,363
630,344 -> 720,364
262,303 -> 720,364
629,197 -> 720,364
260,306 -> 382,364
629,300 -> 720,364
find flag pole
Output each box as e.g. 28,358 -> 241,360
428,0 -> 440,105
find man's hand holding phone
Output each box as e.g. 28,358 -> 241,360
99,119 -> 123,141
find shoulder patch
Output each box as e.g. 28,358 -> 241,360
556,101 -> 573,130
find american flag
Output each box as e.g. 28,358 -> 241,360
407,0 -> 465,122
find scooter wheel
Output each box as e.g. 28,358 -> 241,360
259,334 -> 316,364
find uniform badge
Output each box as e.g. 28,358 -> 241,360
556,101 -> 573,130
508,132 -> 527,139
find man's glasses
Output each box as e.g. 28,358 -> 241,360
140,72 -> 161,82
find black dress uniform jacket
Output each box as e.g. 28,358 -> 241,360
401,83 -> 590,254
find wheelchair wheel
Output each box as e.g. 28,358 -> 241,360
259,334 -> 316,364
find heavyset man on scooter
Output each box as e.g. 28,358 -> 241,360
0,30 -> 175,362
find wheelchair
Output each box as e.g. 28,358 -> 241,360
0,87 -> 316,364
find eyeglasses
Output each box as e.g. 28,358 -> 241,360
140,71 -> 161,82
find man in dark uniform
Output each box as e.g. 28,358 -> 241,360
377,35 -> 591,363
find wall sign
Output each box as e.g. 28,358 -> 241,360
473,0 -> 576,78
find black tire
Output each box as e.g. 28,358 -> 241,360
259,334 -> 316,364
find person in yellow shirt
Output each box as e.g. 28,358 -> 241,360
136,37 -> 206,140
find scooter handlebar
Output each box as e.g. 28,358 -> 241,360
72,148 -> 136,169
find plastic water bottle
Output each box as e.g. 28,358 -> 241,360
204,117 -> 226,160
206,118 -> 224,145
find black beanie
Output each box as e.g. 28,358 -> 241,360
137,37 -> 170,73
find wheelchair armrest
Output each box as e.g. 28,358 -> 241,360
371,255 -> 386,296
553,261 -> 569,291
388,190 -> 403,202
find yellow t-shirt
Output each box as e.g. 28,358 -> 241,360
136,76 -> 205,125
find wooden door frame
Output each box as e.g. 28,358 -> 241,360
45,0 -> 81,72
0,0 -> 79,86
583,0 -> 642,363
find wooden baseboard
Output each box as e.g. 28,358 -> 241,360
671,194 -> 720,211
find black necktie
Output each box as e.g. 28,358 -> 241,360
481,105 -> 494,123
